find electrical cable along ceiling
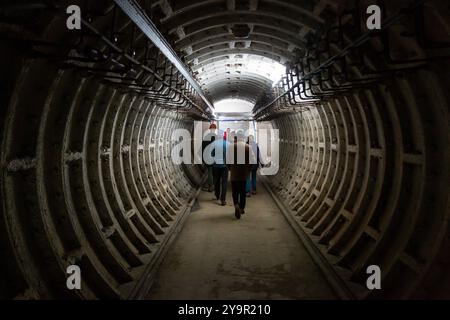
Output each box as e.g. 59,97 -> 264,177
0,0 -> 449,300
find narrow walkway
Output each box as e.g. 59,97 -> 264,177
146,182 -> 336,299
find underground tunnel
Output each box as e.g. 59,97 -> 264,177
0,0 -> 449,301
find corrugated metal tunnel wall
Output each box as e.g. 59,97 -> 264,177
0,64 -> 205,299
267,70 -> 450,298
1,0 -> 449,299
0,0 -> 207,299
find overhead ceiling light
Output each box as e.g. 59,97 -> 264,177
214,98 -> 254,113
227,55 -> 286,85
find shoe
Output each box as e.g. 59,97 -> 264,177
246,192 -> 251,198
234,205 -> 241,219
221,200 -> 226,206
240,208 -> 245,215
252,190 -> 256,195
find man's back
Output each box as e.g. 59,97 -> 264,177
227,141 -> 252,181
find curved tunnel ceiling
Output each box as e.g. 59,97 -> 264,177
154,0 -> 332,106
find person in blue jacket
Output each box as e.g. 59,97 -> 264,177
212,131 -> 229,206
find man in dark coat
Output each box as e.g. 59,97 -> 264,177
227,132 -> 255,219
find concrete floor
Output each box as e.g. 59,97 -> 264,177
146,182 -> 336,300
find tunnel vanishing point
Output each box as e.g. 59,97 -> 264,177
0,0 -> 449,300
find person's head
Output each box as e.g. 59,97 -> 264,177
209,123 -> 217,130
227,130 -> 235,141
236,130 -> 245,142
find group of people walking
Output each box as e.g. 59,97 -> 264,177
202,126 -> 261,220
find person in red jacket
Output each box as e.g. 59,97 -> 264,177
223,128 -> 230,141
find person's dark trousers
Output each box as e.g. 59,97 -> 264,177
207,166 -> 214,191
213,167 -> 228,201
246,169 -> 257,193
202,165 -> 214,191
231,181 -> 247,209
